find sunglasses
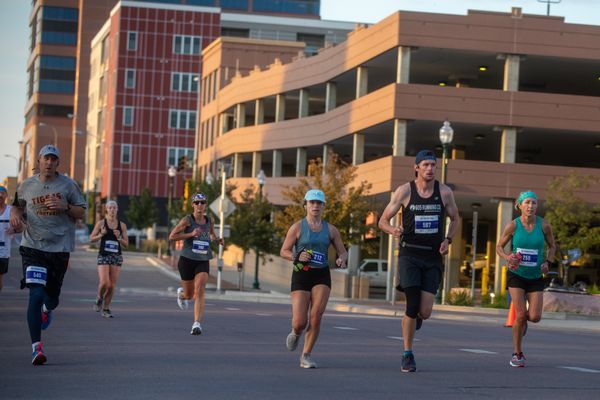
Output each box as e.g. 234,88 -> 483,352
193,200 -> 207,205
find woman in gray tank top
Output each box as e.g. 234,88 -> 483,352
169,193 -> 224,335
280,189 -> 348,369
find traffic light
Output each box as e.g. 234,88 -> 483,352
177,155 -> 188,171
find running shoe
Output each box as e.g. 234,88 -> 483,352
101,309 -> 114,318
286,331 -> 300,351
190,321 -> 203,335
509,352 -> 526,368
416,316 -> 423,331
93,298 -> 103,312
401,353 -> 417,372
31,343 -> 47,366
177,287 -> 189,310
300,354 -> 317,369
41,306 -> 52,330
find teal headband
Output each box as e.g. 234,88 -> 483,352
517,191 -> 538,204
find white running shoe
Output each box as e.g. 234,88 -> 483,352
300,354 -> 317,369
190,321 -> 202,335
177,288 -> 189,310
286,331 -> 300,351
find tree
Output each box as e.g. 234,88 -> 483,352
126,187 -> 159,249
274,151 -> 374,247
544,171 -> 600,259
227,185 -> 277,272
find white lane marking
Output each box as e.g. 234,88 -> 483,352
333,326 -> 359,331
459,349 -> 498,355
387,336 -> 420,342
225,307 -> 241,311
558,366 -> 600,374
256,313 -> 272,316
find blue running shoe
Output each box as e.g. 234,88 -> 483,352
401,353 -> 417,372
31,343 -> 47,365
41,307 -> 52,330
509,352 -> 525,368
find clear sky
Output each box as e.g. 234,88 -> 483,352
1,0 -> 599,184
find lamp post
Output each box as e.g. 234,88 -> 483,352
253,169 -> 266,290
437,120 -> 454,305
167,165 -> 177,255
216,163 -> 227,292
470,202 -> 481,303
38,122 -> 58,146
4,154 -> 19,177
192,76 -> 201,181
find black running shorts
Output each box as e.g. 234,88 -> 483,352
507,271 -> 544,293
0,258 -> 8,274
20,246 -> 69,299
178,256 -> 209,281
291,267 -> 331,292
397,255 -> 442,294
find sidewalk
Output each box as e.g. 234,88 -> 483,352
147,255 -> 600,333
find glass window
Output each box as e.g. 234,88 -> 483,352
221,0 -> 248,10
179,112 -> 188,129
382,262 -> 388,272
123,106 -> 134,126
43,6 -> 78,21
173,35 -> 202,55
191,74 -> 199,92
40,6 -> 78,46
169,110 -> 178,128
171,73 -> 180,91
127,31 -> 137,51
187,0 -> 217,5
253,0 -> 319,15
362,262 -> 378,272
125,69 -> 135,88
189,112 -> 197,130
121,144 -> 131,164
168,148 -> 176,166
221,27 -> 249,38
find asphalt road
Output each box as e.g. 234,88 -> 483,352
1,246 -> 599,400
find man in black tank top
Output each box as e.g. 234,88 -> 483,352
379,149 -> 459,373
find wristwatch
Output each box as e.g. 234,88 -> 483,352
445,237 -> 452,244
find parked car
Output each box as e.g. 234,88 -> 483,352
357,259 -> 388,287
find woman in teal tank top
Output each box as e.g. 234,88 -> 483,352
496,191 -> 556,368
169,193 -> 224,336
280,189 -> 348,369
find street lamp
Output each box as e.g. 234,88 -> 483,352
167,165 -> 177,255
253,169 -> 266,290
439,120 -> 454,184
4,154 -> 19,177
205,170 -> 213,185
38,122 -> 58,146
437,120 -> 454,304
470,202 -> 482,303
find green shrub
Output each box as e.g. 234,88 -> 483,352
587,284 -> 600,295
447,290 -> 473,306
123,239 -> 168,254
481,293 -> 510,309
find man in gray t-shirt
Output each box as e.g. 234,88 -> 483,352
10,144 -> 86,366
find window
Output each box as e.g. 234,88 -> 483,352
39,6 -> 78,46
127,31 -> 137,51
253,0 -> 319,16
37,55 -> 76,94
362,262 -> 378,273
121,144 -> 131,164
167,147 -> 194,167
125,69 -> 135,89
171,72 -> 199,92
221,27 -> 250,38
173,35 -> 201,55
297,33 -> 325,55
221,0 -> 248,9
123,106 -> 134,126
169,109 -> 196,129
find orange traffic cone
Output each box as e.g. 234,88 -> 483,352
504,302 -> 515,327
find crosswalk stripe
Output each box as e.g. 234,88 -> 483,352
459,348 -> 498,355
386,336 -> 420,341
558,366 -> 600,373
333,326 -> 358,330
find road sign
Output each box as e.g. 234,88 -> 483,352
210,196 -> 236,220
